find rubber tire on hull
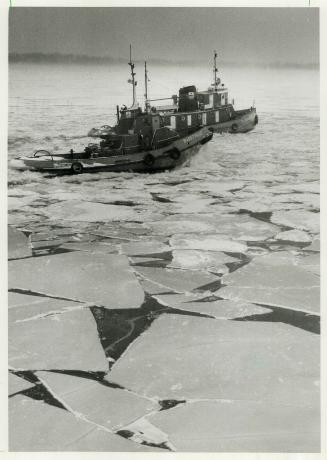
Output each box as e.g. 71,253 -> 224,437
169,150 -> 181,160
144,153 -> 155,167
254,114 -> 259,125
231,123 -> 238,132
71,162 -> 83,174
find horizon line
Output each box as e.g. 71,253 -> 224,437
8,52 -> 319,69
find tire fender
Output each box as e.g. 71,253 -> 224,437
144,153 -> 155,166
71,162 -> 83,174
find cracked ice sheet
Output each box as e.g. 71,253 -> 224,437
9,373 -> 35,395
46,200 -> 143,222
271,210 -> 320,234
298,253 -> 320,276
120,240 -> 170,256
168,250 -> 238,272
59,241 -> 118,254
119,417 -> 174,450
160,213 -> 277,241
304,238 -> 320,252
36,372 -> 159,431
9,252 -> 144,309
9,309 -> 108,371
9,296 -> 87,323
8,226 -> 32,260
166,195 -> 216,214
170,234 -> 247,253
134,266 -> 219,293
9,395 -> 159,452
148,219 -> 217,236
274,229 -> 312,243
108,315 -> 319,407
147,400 -> 320,452
218,251 -> 320,314
154,297 -> 271,319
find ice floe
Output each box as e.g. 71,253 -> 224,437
108,315 -> 319,406
9,373 -> 35,396
120,240 -> 170,256
271,210 -> 319,234
117,417 -> 175,450
219,251 -> 320,314
304,238 -> 320,252
9,395 -> 154,451
8,226 -> 32,260
134,266 -> 219,293
9,295 -> 86,323
9,309 -> 108,371
9,252 -> 144,309
274,229 -> 312,243
170,234 -> 247,253
168,250 -> 238,273
46,200 -> 142,222
148,219 -> 216,236
147,399 -> 320,452
154,298 -> 271,319
37,371 -> 159,431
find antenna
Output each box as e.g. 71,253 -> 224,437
128,44 -> 137,106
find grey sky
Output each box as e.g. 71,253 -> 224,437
9,7 -> 319,65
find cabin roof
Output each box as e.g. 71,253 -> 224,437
197,88 -> 228,95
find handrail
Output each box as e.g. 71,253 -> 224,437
33,150 -> 54,161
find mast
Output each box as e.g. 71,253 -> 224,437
213,50 -> 218,92
144,61 -> 150,112
128,44 -> 137,106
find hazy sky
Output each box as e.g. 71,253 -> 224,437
9,7 -> 319,65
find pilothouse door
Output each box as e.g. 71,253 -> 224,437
152,115 -> 160,131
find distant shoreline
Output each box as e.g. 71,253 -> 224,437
8,53 -> 319,69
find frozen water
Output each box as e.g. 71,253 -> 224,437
120,240 -> 170,256
219,251 -> 319,313
134,266 -> 219,293
271,210 -> 319,234
148,400 -> 320,452
8,226 -> 32,260
168,250 -> 237,272
9,252 -> 144,309
148,219 -> 216,236
170,235 -> 247,253
9,296 -> 86,323
9,373 -> 35,396
108,315 -> 319,406
274,229 -> 312,243
304,238 -> 320,252
9,309 -> 108,371
153,298 -> 271,319
37,371 -> 159,431
9,395 -> 154,451
46,200 -> 142,222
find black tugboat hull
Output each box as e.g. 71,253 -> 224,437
207,107 -> 258,134
21,128 -> 213,175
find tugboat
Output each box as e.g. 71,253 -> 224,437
103,51 -> 257,136
21,47 -> 213,174
167,51 -> 258,134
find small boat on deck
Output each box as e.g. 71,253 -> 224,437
21,47 -> 213,175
